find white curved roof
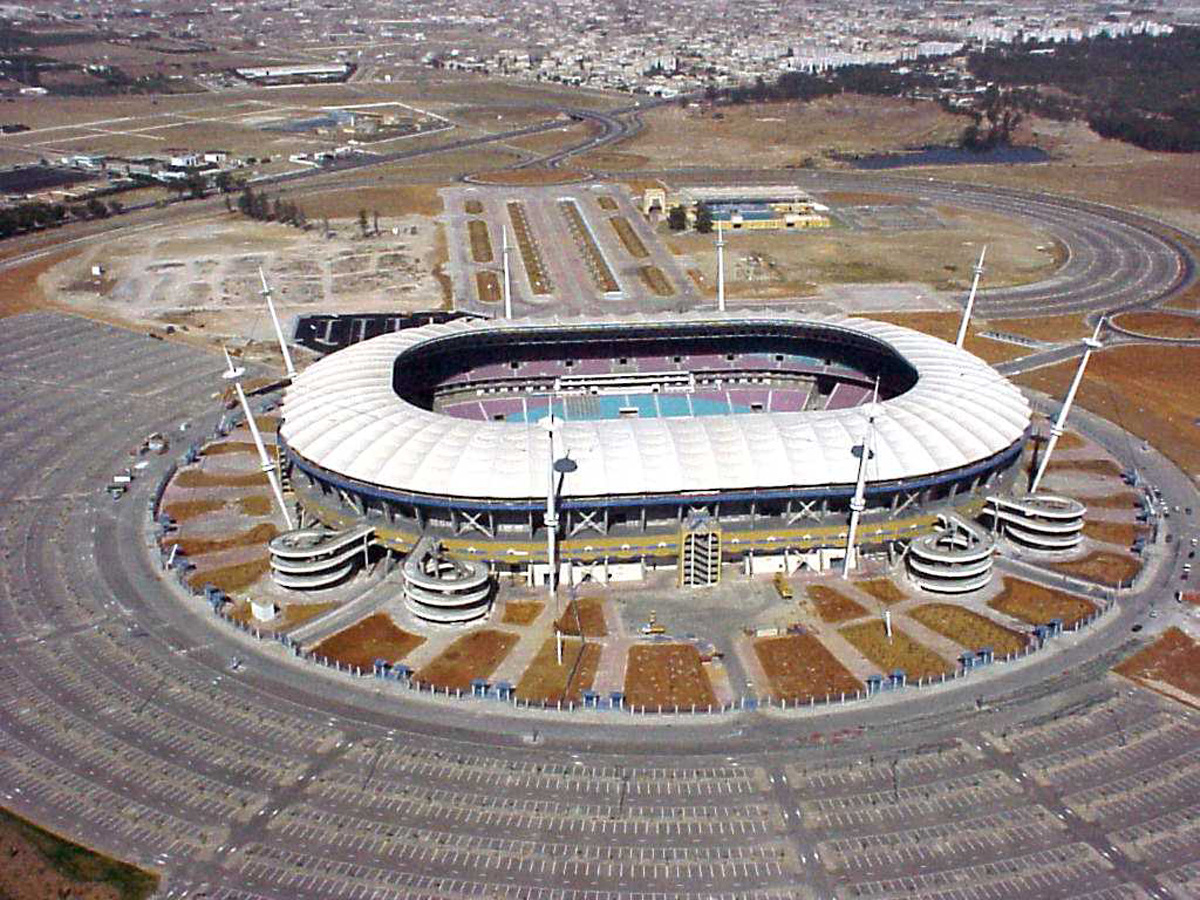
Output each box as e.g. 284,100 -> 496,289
280,313 -> 1030,502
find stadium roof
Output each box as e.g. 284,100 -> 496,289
280,313 -> 1031,502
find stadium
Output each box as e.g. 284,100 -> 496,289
277,311 -> 1032,594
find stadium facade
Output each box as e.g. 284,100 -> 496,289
278,312 -> 1031,584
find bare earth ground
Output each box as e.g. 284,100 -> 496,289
1111,311 -> 1200,340
588,96 -> 964,170
989,577 -> 1096,628
624,644 -> 717,710
668,208 -> 1058,303
1015,347 -> 1200,481
0,806 -> 157,900
753,633 -> 863,700
39,211 -> 445,345
1114,627 -> 1200,707
312,613 -> 425,670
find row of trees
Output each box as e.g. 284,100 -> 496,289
0,197 -> 122,239
236,186 -> 308,229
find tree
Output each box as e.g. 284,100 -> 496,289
667,204 -> 688,231
694,202 -> 714,234
185,174 -> 207,200
85,197 -> 108,219
322,216 -> 331,237
214,170 -> 233,194
106,200 -> 123,216
237,186 -> 253,216
372,209 -> 379,235
358,208 -> 369,238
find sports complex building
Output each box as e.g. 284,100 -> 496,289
277,312 -> 1036,607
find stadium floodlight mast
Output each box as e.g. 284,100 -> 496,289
842,381 -> 881,579
540,410 -> 579,665
501,226 -> 513,320
259,267 -> 296,381
955,246 -> 987,350
222,346 -> 294,530
716,227 -> 726,313
1030,317 -> 1105,494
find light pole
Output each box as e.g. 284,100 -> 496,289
955,246 -> 987,350
222,347 -> 293,530
716,227 -> 726,313
1030,318 -> 1105,493
502,226 -> 513,320
259,267 -> 296,380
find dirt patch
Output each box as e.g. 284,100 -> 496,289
1045,458 -> 1124,477
840,621 -> 953,680
1015,346 -> 1200,479
806,585 -> 869,623
507,201 -> 552,294
754,633 -> 863,700
988,577 -> 1095,627
174,469 -> 269,489
559,198 -> 619,293
515,637 -> 601,703
1114,627 -> 1200,706
556,596 -> 607,637
857,578 -> 908,606
237,495 -> 274,516
1112,311 -> 1200,340
417,629 -> 519,690
201,441 -> 257,456
278,602 -> 336,630
467,218 -> 493,263
609,216 -> 649,258
464,199 -> 484,215
165,522 -> 278,556
501,601 -> 543,626
162,498 -> 226,521
637,264 -> 674,297
624,643 -> 717,710
295,184 -> 443,219
597,195 -> 619,211
1083,492 -> 1142,509
187,557 -> 270,595
475,270 -> 502,304
908,604 -> 1027,656
1082,520 -> 1146,547
0,251 -> 73,318
1053,430 -> 1087,451
0,806 -> 158,900
1047,551 -> 1141,587
312,613 -> 425,670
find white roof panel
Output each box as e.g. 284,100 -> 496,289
280,313 -> 1031,500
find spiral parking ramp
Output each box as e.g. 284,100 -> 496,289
402,535 -> 493,624
984,493 -> 1087,551
269,524 -> 374,589
907,515 -> 996,593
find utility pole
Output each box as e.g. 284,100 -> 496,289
1030,318 -> 1104,493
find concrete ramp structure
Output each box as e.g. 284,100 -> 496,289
984,494 -> 1086,551
402,535 -> 492,624
907,515 -> 996,593
269,524 -> 374,589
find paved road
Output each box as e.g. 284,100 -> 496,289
1,311 -> 1198,900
